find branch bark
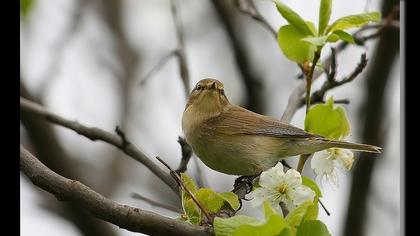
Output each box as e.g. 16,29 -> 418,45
20,97 -> 180,196
20,82 -> 117,236
20,146 -> 212,236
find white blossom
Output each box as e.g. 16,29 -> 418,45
311,148 -> 354,187
250,162 -> 315,215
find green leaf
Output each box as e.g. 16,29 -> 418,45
278,24 -> 316,63
302,176 -> 322,197
21,0 -> 36,18
219,192 -> 240,211
305,21 -> 318,36
304,200 -> 319,222
274,0 -> 314,35
196,188 -> 225,213
286,201 -> 315,235
181,173 -> 202,224
318,0 -> 332,35
326,33 -> 340,42
332,30 -> 355,43
301,35 -> 328,46
263,201 -> 277,218
233,214 -> 291,236
296,220 -> 331,236
326,12 -> 381,33
304,97 -> 350,140
183,198 -> 202,225
214,215 -> 259,236
180,173 -> 198,195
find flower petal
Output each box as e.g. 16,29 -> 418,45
283,169 -> 302,187
259,162 -> 285,188
289,186 -> 315,206
311,150 -> 335,176
336,149 -> 354,171
249,188 -> 266,207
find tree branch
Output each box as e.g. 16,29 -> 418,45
20,97 -> 180,196
234,0 -> 276,38
157,157 -> 213,225
20,82 -> 117,236
171,0 -> 191,98
139,0 -> 191,98
139,50 -> 178,85
20,146 -> 212,236
307,51 -> 368,105
280,19 -> 398,123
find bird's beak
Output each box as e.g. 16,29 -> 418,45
210,82 -> 216,90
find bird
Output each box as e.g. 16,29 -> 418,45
182,78 -> 381,176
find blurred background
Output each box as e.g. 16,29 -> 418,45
20,0 -> 400,235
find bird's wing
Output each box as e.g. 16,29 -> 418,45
203,105 -> 319,138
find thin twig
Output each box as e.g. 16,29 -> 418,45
234,0 -> 277,38
139,50 -> 178,86
279,202 -> 290,217
308,53 -> 368,105
355,4 -> 400,45
297,154 -> 311,173
20,146 -> 212,236
115,125 -> 130,148
327,47 -> 337,83
156,156 -> 213,224
171,0 -> 190,98
138,0 -> 190,98
280,18 -> 397,123
131,192 -> 182,213
37,0 -> 86,97
319,199 -> 331,216
20,97 -> 180,196
304,51 -> 321,113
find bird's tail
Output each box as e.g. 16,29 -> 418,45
324,139 -> 382,153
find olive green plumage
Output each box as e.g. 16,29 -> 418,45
182,79 -> 381,176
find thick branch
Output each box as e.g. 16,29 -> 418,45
20,97 -> 180,196
20,146 -> 212,236
20,82 -> 117,236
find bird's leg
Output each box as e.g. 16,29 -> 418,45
233,175 -> 256,194
231,175 -> 259,212
232,174 -> 260,201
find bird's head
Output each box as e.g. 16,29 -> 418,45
185,79 -> 230,115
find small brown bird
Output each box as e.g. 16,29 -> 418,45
182,79 -> 381,176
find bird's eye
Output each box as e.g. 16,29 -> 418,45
196,85 -> 202,91
220,89 -> 224,95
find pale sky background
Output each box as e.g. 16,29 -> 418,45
20,0 -> 400,235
